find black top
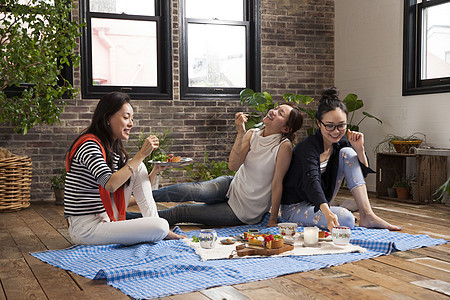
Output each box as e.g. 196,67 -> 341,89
281,130 -> 374,212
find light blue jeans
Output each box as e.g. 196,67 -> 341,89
281,147 -> 364,230
129,175 -> 244,226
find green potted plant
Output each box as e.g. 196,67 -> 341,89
49,169 -> 66,205
392,176 -> 411,200
181,151 -> 235,182
374,132 -> 426,154
433,177 -> 450,206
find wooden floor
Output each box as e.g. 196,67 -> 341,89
1,193 -> 449,300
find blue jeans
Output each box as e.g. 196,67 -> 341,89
129,176 -> 244,226
280,147 -> 364,230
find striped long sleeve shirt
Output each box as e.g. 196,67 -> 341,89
64,141 -> 120,217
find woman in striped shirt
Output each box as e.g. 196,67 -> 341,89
64,92 -> 184,245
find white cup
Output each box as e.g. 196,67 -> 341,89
332,226 -> 351,246
199,229 -> 217,249
278,222 -> 298,237
303,227 -> 319,247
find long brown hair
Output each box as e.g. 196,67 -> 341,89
280,103 -> 303,142
67,92 -> 131,172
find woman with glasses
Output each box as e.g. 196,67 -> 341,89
280,87 -> 400,232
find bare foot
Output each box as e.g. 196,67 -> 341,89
359,214 -> 401,231
164,231 -> 187,240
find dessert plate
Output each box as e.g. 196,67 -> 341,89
148,157 -> 193,166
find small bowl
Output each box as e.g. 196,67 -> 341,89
220,238 -> 236,245
332,226 -> 351,246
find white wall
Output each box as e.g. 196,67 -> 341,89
335,0 -> 450,191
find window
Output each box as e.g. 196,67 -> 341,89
403,0 -> 450,95
180,0 -> 261,99
80,0 -> 172,99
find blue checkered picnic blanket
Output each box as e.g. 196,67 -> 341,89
31,214 -> 448,299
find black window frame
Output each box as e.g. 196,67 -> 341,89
180,0 -> 261,100
403,0 -> 450,95
80,0 -> 172,99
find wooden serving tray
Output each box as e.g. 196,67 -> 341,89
236,243 -> 294,257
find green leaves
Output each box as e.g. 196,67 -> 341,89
343,93 -> 382,132
0,0 -> 83,134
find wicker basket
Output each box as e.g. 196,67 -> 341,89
0,156 -> 32,212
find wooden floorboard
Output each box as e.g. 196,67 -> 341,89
0,194 -> 448,300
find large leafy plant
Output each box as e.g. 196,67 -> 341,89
181,151 -> 235,182
343,93 -> 382,131
0,0 -> 82,134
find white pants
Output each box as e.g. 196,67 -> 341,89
68,163 -> 169,245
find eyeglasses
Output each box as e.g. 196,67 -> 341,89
318,120 -> 348,132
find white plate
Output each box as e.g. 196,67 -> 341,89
148,157 -> 193,166
299,232 -> 332,241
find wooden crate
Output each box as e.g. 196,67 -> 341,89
376,152 -> 448,204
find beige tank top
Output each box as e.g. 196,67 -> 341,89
227,128 -> 291,224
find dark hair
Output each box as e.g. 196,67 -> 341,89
68,92 -> 131,174
314,87 -> 348,121
281,103 -> 303,142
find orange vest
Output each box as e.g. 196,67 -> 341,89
65,134 -> 126,221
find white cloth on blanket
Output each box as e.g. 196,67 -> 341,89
183,237 -> 366,261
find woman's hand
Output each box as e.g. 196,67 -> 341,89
267,218 -> 278,228
235,112 -> 247,134
140,135 -> 159,157
347,130 -> 364,152
320,203 -> 339,233
324,211 -> 339,233
347,129 -> 369,167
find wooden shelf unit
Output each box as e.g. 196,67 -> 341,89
376,151 -> 449,204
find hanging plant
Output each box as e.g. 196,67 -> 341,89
0,0 -> 83,134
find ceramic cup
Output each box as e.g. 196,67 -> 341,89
199,229 -> 217,249
278,222 -> 298,237
303,227 -> 319,247
332,226 -> 351,246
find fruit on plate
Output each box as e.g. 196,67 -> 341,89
166,154 -> 181,162
318,231 -> 330,238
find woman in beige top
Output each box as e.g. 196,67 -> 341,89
146,103 -> 303,226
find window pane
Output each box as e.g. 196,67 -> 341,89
186,0 -> 244,21
188,24 -> 246,88
90,0 -> 155,16
421,2 -> 450,80
91,18 -> 157,86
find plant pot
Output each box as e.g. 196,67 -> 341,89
53,188 -> 64,206
387,187 -> 397,198
395,187 -> 410,199
391,140 -> 422,153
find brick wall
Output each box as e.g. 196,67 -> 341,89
0,0 -> 334,202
